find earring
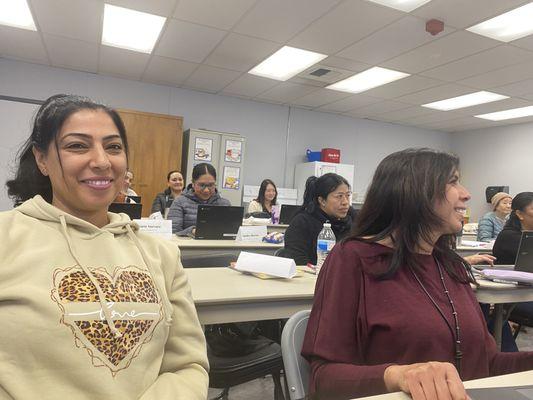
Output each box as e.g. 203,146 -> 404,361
40,168 -> 47,176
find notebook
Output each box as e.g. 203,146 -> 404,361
194,205 -> 244,240
279,204 -> 300,225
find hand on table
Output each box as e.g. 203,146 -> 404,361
384,361 -> 469,400
464,253 -> 496,266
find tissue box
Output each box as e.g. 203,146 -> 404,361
321,148 -> 340,163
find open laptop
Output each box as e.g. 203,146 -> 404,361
468,385 -> 533,400
109,202 -> 142,219
279,204 -> 300,225
194,205 -> 244,240
473,230 -> 533,273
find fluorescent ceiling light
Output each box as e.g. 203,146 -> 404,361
364,0 -> 432,12
422,91 -> 509,111
326,67 -> 409,94
0,0 -> 36,31
475,106 -> 533,121
467,2 -> 533,42
248,46 -> 327,81
102,4 -> 166,54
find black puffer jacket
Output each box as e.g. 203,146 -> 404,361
282,207 -> 354,265
493,224 -> 522,265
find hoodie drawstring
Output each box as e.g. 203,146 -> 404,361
59,216 -> 123,338
125,224 -> 173,325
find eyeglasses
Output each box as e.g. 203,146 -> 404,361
195,182 -> 216,190
331,191 -> 352,201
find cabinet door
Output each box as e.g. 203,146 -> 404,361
118,109 -> 183,217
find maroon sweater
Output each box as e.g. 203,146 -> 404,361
301,240 -> 533,399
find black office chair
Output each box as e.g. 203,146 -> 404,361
181,253 -> 237,268
208,335 -> 285,400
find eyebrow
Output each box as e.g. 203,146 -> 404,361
61,133 -> 122,141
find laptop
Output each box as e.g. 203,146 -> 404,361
127,195 -> 141,203
194,205 -> 244,240
473,230 -> 533,273
279,204 -> 300,225
108,202 -> 142,219
468,385 -> 533,400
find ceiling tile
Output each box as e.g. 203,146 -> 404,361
382,31 -> 499,74
43,34 -> 98,72
380,105 -> 434,121
452,97 -> 532,116
255,82 -> 319,103
289,88 -> 351,108
395,83 -> 474,105
233,0 -> 343,43
420,45 -> 533,82
317,93 -> 382,112
155,19 -> 226,63
220,74 -> 279,98
107,0 -> 177,15
98,45 -> 150,80
142,56 -> 198,86
458,60 -> 533,89
30,0 -> 102,43
0,26 -> 48,64
493,79 -> 533,98
351,100 -> 411,116
320,56 -> 370,73
174,0 -> 256,30
204,33 -> 279,72
363,75 -> 444,99
408,110 -> 471,125
337,15 -> 454,65
182,65 -> 242,93
289,0 -> 403,54
512,35 -> 533,52
412,0 -> 531,29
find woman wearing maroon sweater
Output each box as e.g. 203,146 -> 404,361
302,148 -> 533,400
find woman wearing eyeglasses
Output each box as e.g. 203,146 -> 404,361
282,173 -> 355,265
167,163 -> 230,235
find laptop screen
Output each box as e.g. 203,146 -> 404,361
279,204 -> 300,225
108,203 -> 142,219
514,231 -> 533,273
195,205 -> 244,240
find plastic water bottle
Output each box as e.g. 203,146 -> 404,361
316,222 -> 336,273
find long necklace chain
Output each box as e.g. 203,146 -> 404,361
409,258 -> 463,374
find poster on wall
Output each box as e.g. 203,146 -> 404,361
223,166 -> 240,190
194,138 -> 212,161
224,139 -> 242,163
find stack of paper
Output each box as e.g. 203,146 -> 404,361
234,251 -> 296,278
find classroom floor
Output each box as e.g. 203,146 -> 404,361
207,328 -> 533,400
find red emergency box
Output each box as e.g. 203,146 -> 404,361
321,148 -> 340,163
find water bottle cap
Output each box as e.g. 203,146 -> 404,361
323,222 -> 331,228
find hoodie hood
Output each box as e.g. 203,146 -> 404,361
16,195 -> 138,238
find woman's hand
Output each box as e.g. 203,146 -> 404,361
464,253 -> 496,266
384,362 -> 469,400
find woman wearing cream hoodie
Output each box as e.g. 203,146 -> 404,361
1,94 -> 208,399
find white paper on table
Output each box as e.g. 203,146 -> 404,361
236,225 -> 267,242
148,211 -> 164,220
134,219 -> 172,240
235,251 -> 296,278
461,240 -> 491,248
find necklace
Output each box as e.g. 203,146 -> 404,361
409,258 -> 463,374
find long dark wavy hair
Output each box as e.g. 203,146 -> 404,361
505,192 -> 533,230
6,94 -> 129,205
347,148 -> 472,283
255,179 -> 278,209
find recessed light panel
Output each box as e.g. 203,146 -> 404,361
467,2 -> 533,42
365,0 -> 433,12
0,0 -> 36,31
326,67 -> 410,94
422,91 -> 509,111
248,46 -> 327,81
475,105 -> 533,121
102,4 -> 166,54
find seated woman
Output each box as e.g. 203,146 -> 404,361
247,179 -> 277,216
477,192 -> 512,242
2,94 -> 208,399
283,173 -> 354,265
301,148 -> 533,400
151,170 -> 184,217
167,163 -> 230,235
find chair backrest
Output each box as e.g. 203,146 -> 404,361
281,310 -> 311,400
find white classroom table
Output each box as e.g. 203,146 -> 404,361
242,223 -> 289,233
185,267 -> 316,325
456,243 -> 492,257
173,236 -> 284,258
357,369 -> 533,399
185,267 -> 533,349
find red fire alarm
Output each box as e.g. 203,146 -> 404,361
426,19 -> 444,36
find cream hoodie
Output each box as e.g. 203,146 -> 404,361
0,196 -> 208,399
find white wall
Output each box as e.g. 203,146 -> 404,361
451,121 -> 533,222
0,58 -> 451,210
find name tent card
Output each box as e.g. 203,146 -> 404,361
236,225 -> 267,242
133,219 -> 172,240
235,251 -> 296,279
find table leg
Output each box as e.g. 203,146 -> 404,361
493,304 -> 503,349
